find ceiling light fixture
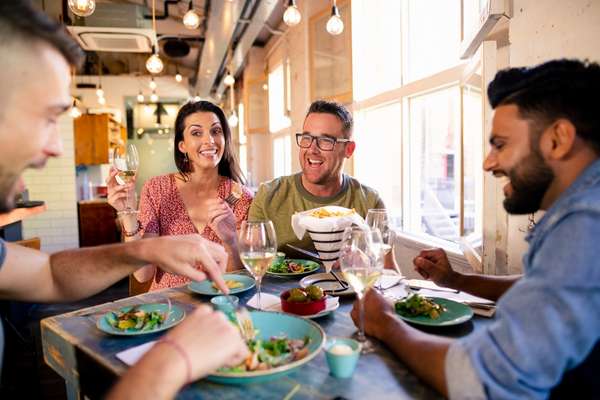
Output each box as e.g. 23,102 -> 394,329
150,92 -> 159,103
98,96 -> 106,105
137,91 -> 144,102
175,66 -> 183,82
149,77 -> 157,90
223,71 -> 235,86
96,84 -> 104,98
146,0 -> 164,74
283,0 -> 301,27
69,98 -> 82,118
68,0 -> 96,17
183,1 -> 201,30
326,0 -> 344,35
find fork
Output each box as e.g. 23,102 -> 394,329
224,182 -> 243,207
235,307 -> 255,342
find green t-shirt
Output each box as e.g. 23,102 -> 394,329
248,173 -> 385,258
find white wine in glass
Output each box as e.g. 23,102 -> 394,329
339,226 -> 382,353
239,221 -> 277,310
113,143 -> 139,210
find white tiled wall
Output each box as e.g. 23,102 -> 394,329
22,116 -> 79,252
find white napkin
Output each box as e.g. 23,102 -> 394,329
116,341 -> 156,366
246,293 -> 281,310
291,206 -> 367,240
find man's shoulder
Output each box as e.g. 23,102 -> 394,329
343,175 -> 383,203
255,174 -> 297,196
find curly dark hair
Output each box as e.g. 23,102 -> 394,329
488,59 -> 600,154
173,100 -> 245,184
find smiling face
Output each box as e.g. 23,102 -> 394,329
177,111 -> 226,172
299,112 -> 355,190
483,105 -> 555,214
0,42 -> 71,212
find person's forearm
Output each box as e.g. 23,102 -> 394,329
107,345 -> 187,400
224,239 -> 242,271
447,272 -> 520,301
375,311 -> 451,397
48,240 -> 150,301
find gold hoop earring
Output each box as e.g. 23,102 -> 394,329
184,152 -> 189,163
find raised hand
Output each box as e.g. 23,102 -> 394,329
206,199 -> 238,246
106,166 -> 137,211
412,248 -> 458,288
350,289 -> 395,340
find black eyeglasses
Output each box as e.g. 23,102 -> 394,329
295,133 -> 351,151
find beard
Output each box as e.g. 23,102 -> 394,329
503,148 -> 555,214
0,166 -> 19,213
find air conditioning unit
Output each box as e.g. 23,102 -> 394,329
67,3 -> 155,53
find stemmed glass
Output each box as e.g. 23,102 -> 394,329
339,226 -> 383,354
238,221 -> 277,311
113,143 -> 139,210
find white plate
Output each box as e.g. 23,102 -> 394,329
247,293 -> 339,318
300,272 -> 355,296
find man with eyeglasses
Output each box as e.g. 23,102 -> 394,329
249,100 -> 387,260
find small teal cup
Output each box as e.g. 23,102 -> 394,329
325,337 -> 361,378
210,295 -> 239,317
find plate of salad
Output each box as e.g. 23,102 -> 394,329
97,303 -> 185,336
207,311 -> 325,384
394,294 -> 473,327
267,259 -> 321,277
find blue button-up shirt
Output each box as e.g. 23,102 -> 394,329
446,159 -> 600,399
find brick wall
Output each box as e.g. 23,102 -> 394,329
22,116 -> 79,252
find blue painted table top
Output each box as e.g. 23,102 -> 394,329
41,273 -> 490,400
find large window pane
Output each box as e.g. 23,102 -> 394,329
354,102 -> 403,221
268,64 -> 290,133
273,135 -> 291,178
407,86 -> 460,241
352,0 -> 402,100
463,85 -> 483,237
405,0 -> 461,82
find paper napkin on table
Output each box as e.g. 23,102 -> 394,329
246,293 -> 280,311
116,341 -> 156,366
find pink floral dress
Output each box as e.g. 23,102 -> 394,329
138,174 -> 253,291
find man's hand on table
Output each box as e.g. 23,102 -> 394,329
350,289 -> 397,340
140,235 -> 230,293
412,248 -> 460,289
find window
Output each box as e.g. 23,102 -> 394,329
238,103 -> 248,180
273,135 -> 291,178
352,0 -> 484,247
268,63 -> 290,133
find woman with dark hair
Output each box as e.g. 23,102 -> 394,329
107,100 -> 253,291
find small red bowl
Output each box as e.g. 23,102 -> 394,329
280,290 -> 326,316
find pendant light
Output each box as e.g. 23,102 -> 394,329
326,0 -> 344,35
137,91 -> 144,102
68,0 -> 96,17
283,0 -> 301,27
146,0 -> 164,74
183,1 -> 201,30
223,71 -> 235,86
69,98 -> 82,118
149,77 -> 157,90
175,66 -> 183,82
98,96 -> 106,105
150,91 -> 159,103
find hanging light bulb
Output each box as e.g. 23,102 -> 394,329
137,91 -> 144,102
69,99 -> 82,118
223,71 -> 235,86
262,83 -> 268,91
96,85 -> 104,98
175,72 -> 183,82
283,0 -> 301,27
150,92 -> 159,103
326,1 -> 344,35
228,111 -> 239,128
149,77 -> 157,90
193,95 -> 201,102
183,1 -> 201,29
98,96 -> 106,105
68,0 -> 96,17
146,52 -> 164,74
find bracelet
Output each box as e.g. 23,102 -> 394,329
158,337 -> 192,384
121,219 -> 142,237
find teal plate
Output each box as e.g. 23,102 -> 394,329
188,274 -> 255,296
207,311 -> 325,384
267,259 -> 321,277
97,303 -> 185,336
395,297 -> 474,327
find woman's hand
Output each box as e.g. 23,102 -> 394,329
206,199 -> 238,247
106,166 -> 137,211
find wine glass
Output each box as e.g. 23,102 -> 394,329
339,226 -> 382,353
113,143 -> 139,210
238,221 -> 277,311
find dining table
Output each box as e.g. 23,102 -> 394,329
41,271 -> 492,400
